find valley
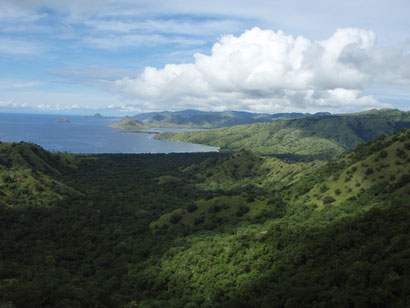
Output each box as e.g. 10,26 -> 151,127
0,125 -> 409,307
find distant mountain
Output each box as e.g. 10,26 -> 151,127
156,109 -> 410,160
131,109 -> 330,128
110,118 -> 149,129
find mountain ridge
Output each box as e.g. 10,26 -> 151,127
156,108 -> 410,160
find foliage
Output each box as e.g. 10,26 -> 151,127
156,108 -> 410,160
133,110 -> 329,129
0,129 -> 409,307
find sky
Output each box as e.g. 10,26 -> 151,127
0,0 -> 409,116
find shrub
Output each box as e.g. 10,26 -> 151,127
323,196 -> 336,204
170,214 -> 182,224
319,184 -> 329,193
194,216 -> 205,225
186,203 -> 198,213
396,148 -> 406,159
236,205 -> 249,217
345,175 -> 352,182
365,168 -> 374,175
246,196 -> 255,203
378,150 -> 388,158
208,204 -> 221,213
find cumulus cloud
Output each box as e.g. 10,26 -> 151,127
111,27 -> 404,113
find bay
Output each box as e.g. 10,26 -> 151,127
0,113 -> 218,154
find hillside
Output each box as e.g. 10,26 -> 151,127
0,129 -> 409,307
144,129 -> 410,307
110,118 -> 149,129
133,109 -> 331,129
0,142 -> 80,207
156,108 -> 410,160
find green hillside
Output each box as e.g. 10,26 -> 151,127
135,110 -> 330,129
141,129 -> 410,307
0,129 -> 409,307
0,142 -> 80,207
156,109 -> 410,160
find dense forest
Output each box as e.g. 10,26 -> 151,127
0,127 -> 409,307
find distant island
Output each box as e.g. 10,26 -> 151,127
56,117 -> 70,123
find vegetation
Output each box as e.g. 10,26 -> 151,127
156,108 -> 410,160
132,109 -> 330,129
0,128 -> 409,307
0,142 -> 80,207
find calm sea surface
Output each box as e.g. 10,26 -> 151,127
0,113 -> 218,154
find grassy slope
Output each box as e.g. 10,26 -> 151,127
0,142 -> 81,207
140,111 -> 331,129
156,109 -> 410,160
139,129 -> 410,307
150,150 -> 326,230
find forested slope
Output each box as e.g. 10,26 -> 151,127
156,109 -> 410,160
0,129 -> 409,307
0,142 -> 80,207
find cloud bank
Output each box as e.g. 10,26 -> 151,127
111,27 -> 409,113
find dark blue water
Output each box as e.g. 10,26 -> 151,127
0,113 -> 218,154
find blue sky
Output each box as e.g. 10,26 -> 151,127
0,0 -> 409,116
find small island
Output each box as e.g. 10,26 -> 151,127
110,118 -> 149,129
56,117 -> 70,123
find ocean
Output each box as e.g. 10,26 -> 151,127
0,113 -> 218,154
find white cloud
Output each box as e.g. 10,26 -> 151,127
48,65 -> 141,82
0,38 -> 43,54
84,19 -> 242,36
84,34 -> 205,49
0,80 -> 44,89
0,0 -> 108,15
110,27 -> 402,113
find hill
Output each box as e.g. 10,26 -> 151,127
156,108 -> 410,160
144,129 -> 410,307
110,118 -> 149,129
0,142 -> 80,207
